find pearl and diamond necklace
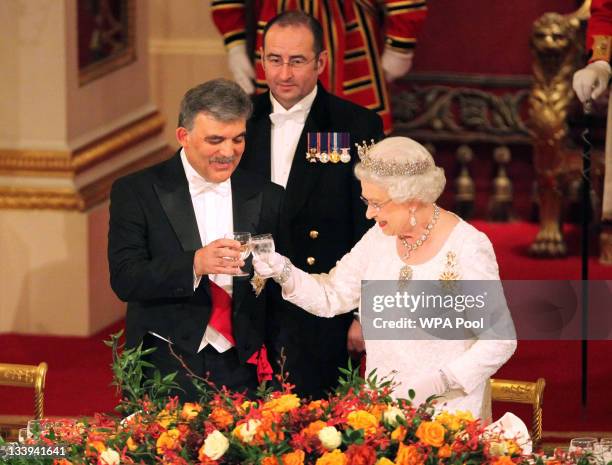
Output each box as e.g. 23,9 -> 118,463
398,203 -> 440,280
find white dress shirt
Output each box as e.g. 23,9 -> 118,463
180,149 -> 235,353
269,86 -> 317,188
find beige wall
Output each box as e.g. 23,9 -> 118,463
0,205 -> 123,335
0,1 -> 69,150
148,0 -> 231,147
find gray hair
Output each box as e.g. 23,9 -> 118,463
354,137 -> 446,203
178,78 -> 253,130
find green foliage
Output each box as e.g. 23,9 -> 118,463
104,330 -> 181,414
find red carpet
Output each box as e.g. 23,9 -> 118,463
1,221 -> 611,433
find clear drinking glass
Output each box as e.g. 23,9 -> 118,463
570,437 -> 598,463
598,438 -> 612,464
225,232 -> 252,277
251,234 -> 275,261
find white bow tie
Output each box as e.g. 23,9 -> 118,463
269,108 -> 307,126
188,176 -> 230,198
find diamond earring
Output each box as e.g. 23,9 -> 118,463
409,207 -> 417,227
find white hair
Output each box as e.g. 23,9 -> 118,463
354,136 -> 446,203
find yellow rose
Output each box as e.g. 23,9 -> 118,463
436,411 -> 474,431
180,402 -> 202,421
99,449 -> 120,465
126,437 -> 138,452
282,450 -> 306,465
315,449 -> 348,465
415,421 -> 446,448
346,410 -> 378,435
383,406 -> 406,428
318,426 -> 342,450
376,459 -> 396,465
395,444 -> 423,465
505,440 -> 521,455
156,428 -> 181,454
233,419 -> 261,444
202,430 -> 229,460
263,394 -> 301,413
156,409 -> 175,429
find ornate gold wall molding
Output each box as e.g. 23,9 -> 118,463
0,146 -> 170,211
0,111 -> 170,211
0,111 -> 165,176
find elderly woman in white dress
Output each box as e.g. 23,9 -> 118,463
254,136 -> 516,419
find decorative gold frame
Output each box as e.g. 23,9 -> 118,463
78,0 -> 137,86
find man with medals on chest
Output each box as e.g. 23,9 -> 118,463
240,11 -> 384,399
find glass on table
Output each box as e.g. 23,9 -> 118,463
598,438 -> 612,464
251,234 -> 275,260
570,437 -> 598,464
224,232 -> 252,277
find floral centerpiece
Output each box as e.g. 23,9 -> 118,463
0,333 -> 589,465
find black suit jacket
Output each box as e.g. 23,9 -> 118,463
108,151 -> 284,364
241,84 -> 384,396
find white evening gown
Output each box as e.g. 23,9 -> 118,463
284,220 -> 517,419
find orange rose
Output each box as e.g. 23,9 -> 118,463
316,449 -> 348,465
282,450 -> 306,465
156,429 -> 181,455
346,410 -> 378,435
415,421 -> 446,448
492,457 -> 515,465
395,444 -> 423,465
368,404 -> 386,421
262,456 -> 281,465
391,426 -> 407,442
180,402 -> 202,421
53,460 -> 73,465
301,420 -> 327,437
254,417 -> 285,445
263,394 -> 301,413
209,407 -> 234,429
438,444 -> 452,458
85,440 -> 106,457
346,444 -> 377,465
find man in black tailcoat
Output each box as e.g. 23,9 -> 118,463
240,11 -> 384,398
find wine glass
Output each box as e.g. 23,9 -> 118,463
570,437 -> 598,463
225,232 -> 251,277
599,438 -> 612,464
251,234 -> 275,261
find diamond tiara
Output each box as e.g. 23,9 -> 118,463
356,140 -> 432,177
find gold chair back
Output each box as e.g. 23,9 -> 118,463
490,377 -> 545,450
0,362 -> 48,420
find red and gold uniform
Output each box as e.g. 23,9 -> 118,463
211,0 -> 427,134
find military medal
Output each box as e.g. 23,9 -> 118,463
340,133 -> 351,163
318,133 -> 329,163
330,133 -> 340,163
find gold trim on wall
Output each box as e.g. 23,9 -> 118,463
0,146 -> 171,211
0,111 -> 165,177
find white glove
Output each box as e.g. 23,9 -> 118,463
572,60 -> 611,103
381,47 -> 414,83
253,252 -> 285,278
227,44 -> 255,95
409,370 -> 449,406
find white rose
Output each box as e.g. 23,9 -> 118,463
383,406 -> 405,427
99,449 -> 121,465
204,430 -> 230,460
318,426 -> 342,450
237,419 -> 261,444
